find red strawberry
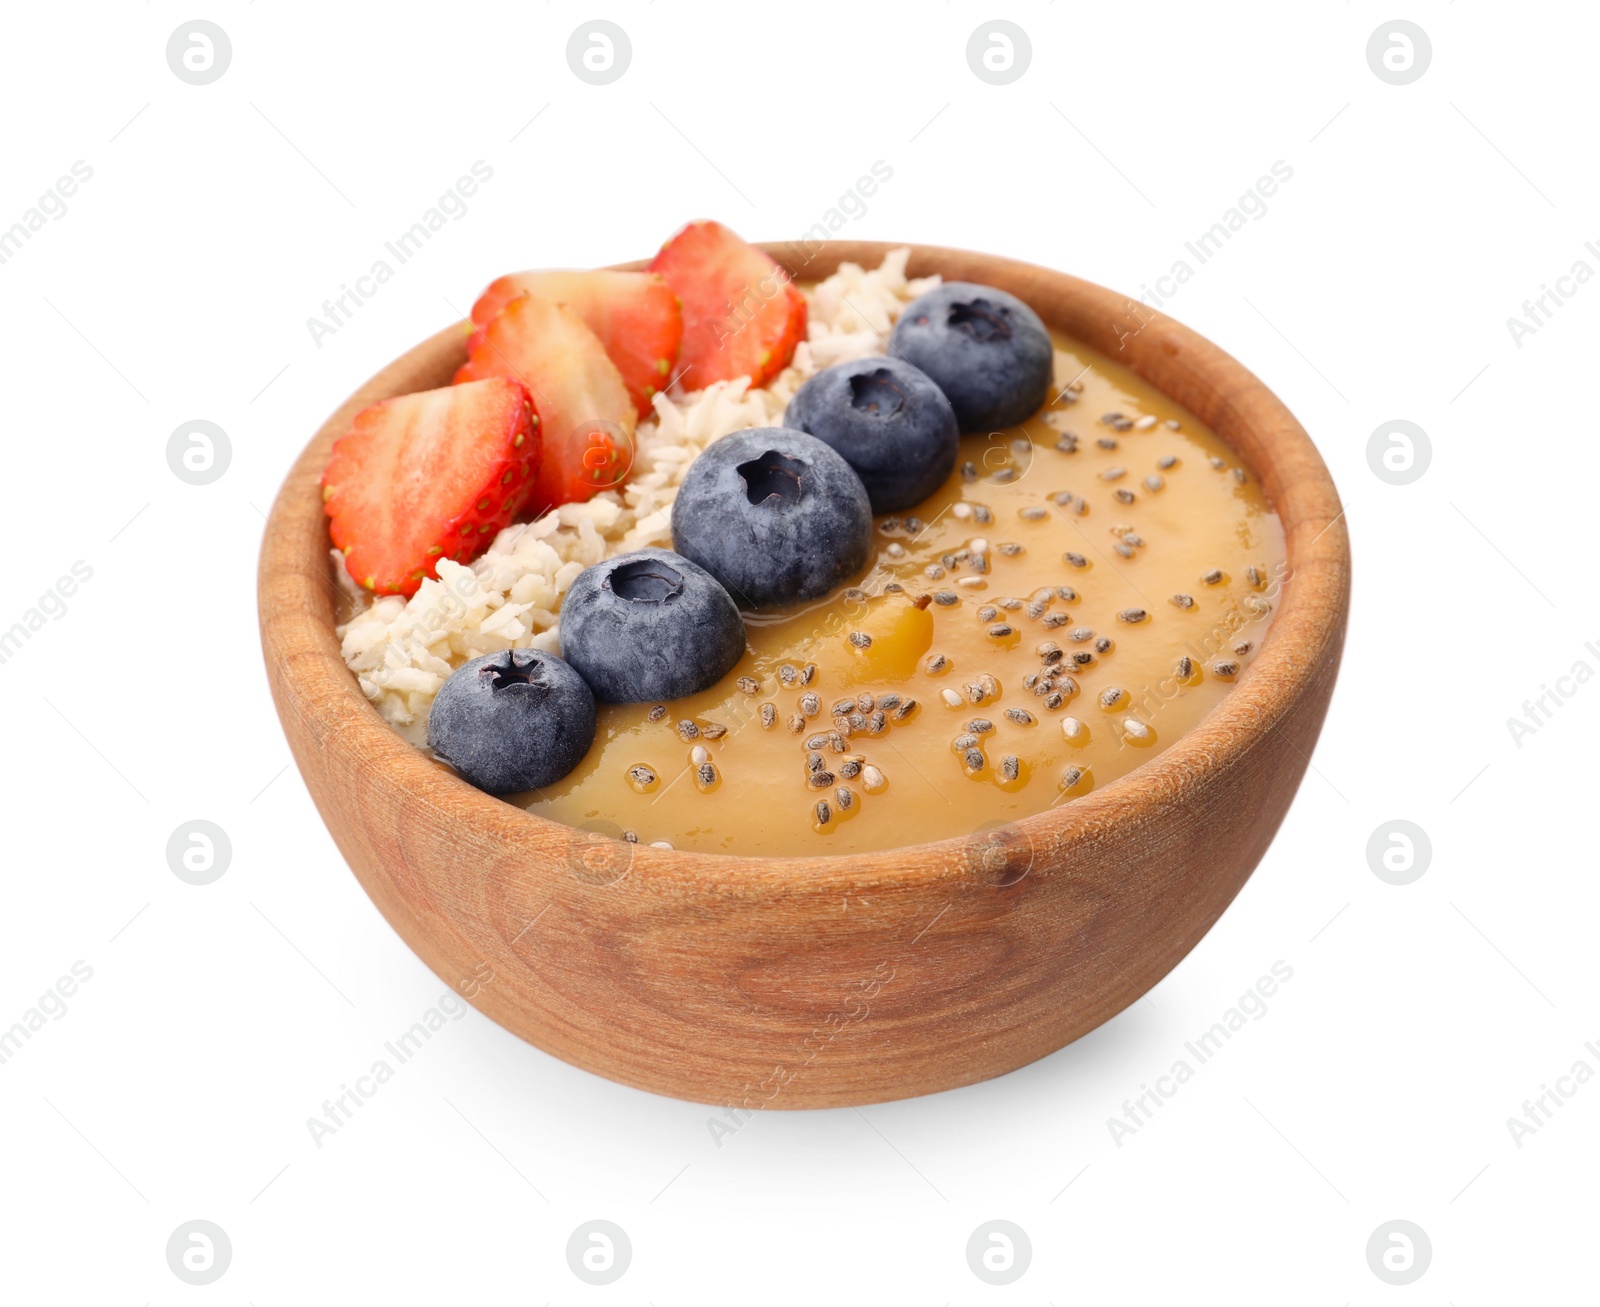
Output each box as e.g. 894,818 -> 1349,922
648,220 -> 807,391
322,378 -> 539,598
470,270 -> 682,418
454,293 -> 637,512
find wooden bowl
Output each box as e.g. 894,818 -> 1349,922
259,242 -> 1349,1108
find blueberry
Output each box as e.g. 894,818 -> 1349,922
427,649 -> 595,794
559,546 -> 745,702
670,427 -> 872,608
784,356 -> 959,513
887,282 -> 1053,432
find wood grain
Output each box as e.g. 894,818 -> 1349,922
257,242 -> 1350,1108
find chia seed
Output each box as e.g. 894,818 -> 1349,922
1176,655 -> 1194,679
1201,568 -> 1224,585
701,721 -> 727,739
1113,488 -> 1136,504
1157,455 -> 1178,469
877,693 -> 903,712
1118,608 -> 1148,624
988,624 -> 1014,638
808,770 -> 835,788
677,720 -> 699,740
1099,687 -> 1127,710
627,765 -> 657,790
1056,586 -> 1079,602
778,664 -> 798,686
963,747 -> 985,772
761,703 -> 777,730
978,605 -> 999,622
1063,552 -> 1088,568
932,590 -> 959,606
847,631 -> 872,649
894,698 -> 917,720
799,692 -> 820,717
967,718 -> 995,734
1212,660 -> 1240,679
696,762 -> 718,787
736,676 -> 760,695
839,757 -> 863,779
835,787 -> 855,811
1020,506 -> 1048,521
925,653 -> 949,673
1094,637 -> 1113,654
1040,613 -> 1069,628
1000,755 -> 1020,782
648,705 -> 667,722
1005,708 -> 1035,725
814,800 -> 832,827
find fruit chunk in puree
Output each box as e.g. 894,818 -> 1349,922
518,334 -> 1287,857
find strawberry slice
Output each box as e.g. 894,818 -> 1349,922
322,378 -> 539,597
454,293 -> 637,512
648,220 -> 807,391
470,270 -> 682,418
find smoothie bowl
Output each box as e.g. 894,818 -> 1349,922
259,229 -> 1349,1108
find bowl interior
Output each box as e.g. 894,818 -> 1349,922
260,240 -> 1349,891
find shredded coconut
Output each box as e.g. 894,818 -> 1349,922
334,249 -> 939,737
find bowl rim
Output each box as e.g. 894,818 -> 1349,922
259,240 -> 1349,891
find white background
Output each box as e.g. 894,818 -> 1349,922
1,2 -> 1595,1302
